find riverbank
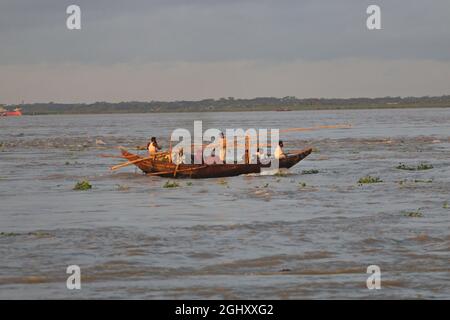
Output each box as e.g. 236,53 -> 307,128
6,96 -> 450,115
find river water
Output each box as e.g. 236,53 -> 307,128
0,108 -> 449,299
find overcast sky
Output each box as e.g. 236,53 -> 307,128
1,0 -> 450,104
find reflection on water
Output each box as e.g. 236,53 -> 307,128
0,108 -> 449,299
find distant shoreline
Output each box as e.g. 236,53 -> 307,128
14,105 -> 450,116
4,96 -> 450,115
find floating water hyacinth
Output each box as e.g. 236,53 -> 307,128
302,169 -> 319,175
414,179 -> 433,183
28,231 -> 52,238
398,179 -> 433,185
73,180 -> 92,191
358,176 -> 382,184
404,209 -> 423,218
396,163 -> 433,171
163,181 -> 179,188
0,232 -> 20,237
417,163 -> 433,170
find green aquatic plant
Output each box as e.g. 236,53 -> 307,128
358,176 -> 383,184
298,182 -> 307,188
396,163 -> 416,171
404,209 -> 423,218
28,231 -> 51,238
414,179 -> 433,183
399,179 -> 433,185
65,161 -> 81,166
163,181 -> 179,188
396,163 -> 433,171
73,180 -> 92,191
417,163 -> 433,170
302,169 -> 319,175
186,182 -> 193,186
443,202 -> 449,209
0,232 -> 20,237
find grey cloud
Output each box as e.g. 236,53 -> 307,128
1,0 -> 450,65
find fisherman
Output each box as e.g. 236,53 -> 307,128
253,147 -> 266,163
147,137 -> 161,156
218,132 -> 226,163
173,147 -> 186,165
205,149 -> 221,165
274,141 -> 286,159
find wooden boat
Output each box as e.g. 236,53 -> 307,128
120,147 -> 313,179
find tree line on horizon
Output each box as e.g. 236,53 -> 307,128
5,95 -> 450,115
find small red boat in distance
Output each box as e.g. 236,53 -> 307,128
0,107 -> 22,117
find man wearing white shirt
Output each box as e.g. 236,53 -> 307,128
274,141 -> 286,159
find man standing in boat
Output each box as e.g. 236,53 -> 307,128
147,137 -> 161,156
219,132 -> 226,163
274,141 -> 286,159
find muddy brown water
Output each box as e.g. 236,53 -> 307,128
0,108 -> 449,299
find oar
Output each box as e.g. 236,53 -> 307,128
173,164 -> 180,177
110,150 -> 175,171
110,157 -> 154,171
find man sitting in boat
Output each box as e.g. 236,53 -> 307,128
204,149 -> 221,165
253,147 -> 267,163
173,147 -> 186,165
274,141 -> 286,159
147,137 -> 161,156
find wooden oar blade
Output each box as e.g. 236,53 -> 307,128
110,156 -> 151,171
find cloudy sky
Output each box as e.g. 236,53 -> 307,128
1,0 -> 450,104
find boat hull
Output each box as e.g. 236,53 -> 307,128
1,111 -> 22,117
120,148 -> 312,179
